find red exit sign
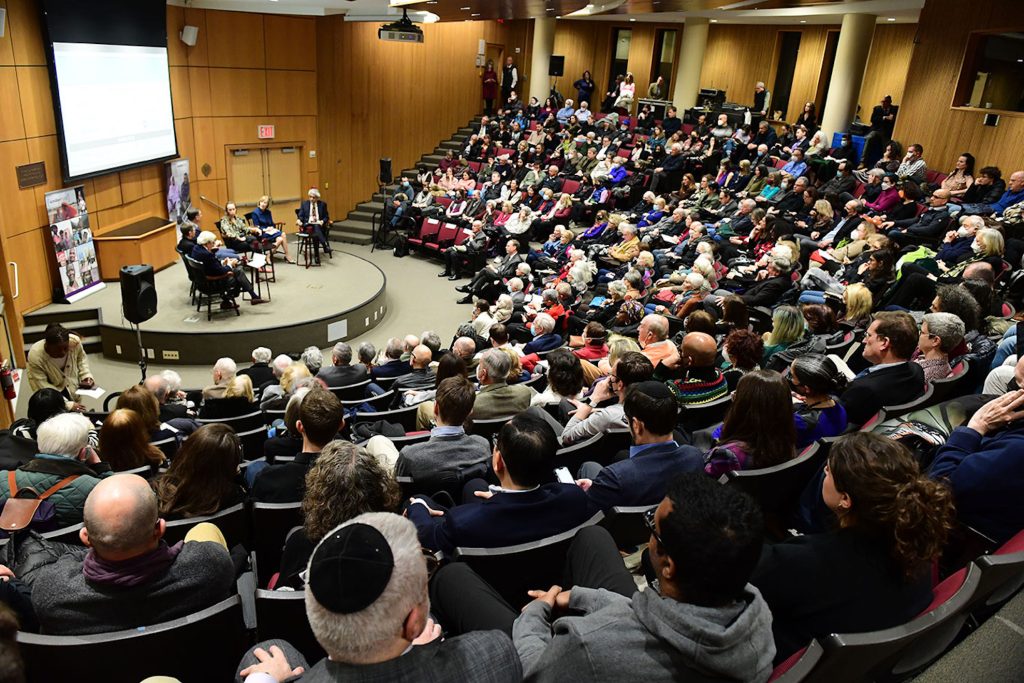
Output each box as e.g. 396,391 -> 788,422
257,125 -> 275,139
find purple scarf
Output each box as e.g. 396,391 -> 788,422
82,541 -> 184,589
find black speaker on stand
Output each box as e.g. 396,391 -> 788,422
374,158 -> 395,252
548,56 -> 565,107
120,265 -> 157,382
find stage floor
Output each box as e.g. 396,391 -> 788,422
34,250 -> 389,365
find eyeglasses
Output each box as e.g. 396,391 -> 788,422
643,507 -> 663,547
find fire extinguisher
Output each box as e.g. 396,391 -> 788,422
1,360 -> 16,401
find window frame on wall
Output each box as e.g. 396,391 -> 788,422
952,28 -> 1024,117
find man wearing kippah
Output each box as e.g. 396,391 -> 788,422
237,512 -> 521,683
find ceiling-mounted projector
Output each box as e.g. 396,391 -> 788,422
379,9 -> 423,43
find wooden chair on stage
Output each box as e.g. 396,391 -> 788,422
183,255 -> 240,320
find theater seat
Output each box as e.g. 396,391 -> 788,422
255,589 -> 326,664
163,502 -> 250,549
17,595 -> 247,683
251,502 -> 303,587
453,512 -> 605,609
772,563 -> 981,682
966,528 -> 1024,615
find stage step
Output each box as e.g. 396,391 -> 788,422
333,219 -> 374,235
22,309 -> 103,358
330,230 -> 373,246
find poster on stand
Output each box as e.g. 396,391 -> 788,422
166,158 -> 191,226
45,186 -> 104,304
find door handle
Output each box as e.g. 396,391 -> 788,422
8,262 -> 18,300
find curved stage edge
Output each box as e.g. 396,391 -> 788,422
96,251 -> 388,366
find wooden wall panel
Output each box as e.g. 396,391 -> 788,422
894,0 -> 1024,172
91,173 -> 123,211
0,68 -> 26,141
205,10 -> 265,69
183,7 -> 210,68
264,16 -> 316,71
16,66 -> 54,138
858,23 -> 916,125
0,4 -> 15,66
7,229 -> 55,314
267,70 -> 317,116
0,139 -> 39,238
786,27 -> 831,123
166,5 -> 188,68
700,24 -> 780,109
208,68 -> 268,117
170,67 -> 193,119
188,66 -> 213,118
6,0 -> 44,65
317,18 -> 526,217
552,21 -> 611,103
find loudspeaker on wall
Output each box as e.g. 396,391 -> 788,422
379,158 -> 393,186
548,55 -> 565,77
180,25 -> 199,47
120,265 -> 157,325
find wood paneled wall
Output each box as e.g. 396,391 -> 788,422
893,0 -> 1024,173
315,18 -> 530,218
0,0 -> 319,323
551,20 -> 683,106
857,23 -> 916,122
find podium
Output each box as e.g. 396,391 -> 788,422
94,217 -> 178,282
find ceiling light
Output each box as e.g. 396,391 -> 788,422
471,12 -> 480,16
800,20 -> 806,23
887,17 -> 896,21
710,19 -> 718,23
460,6 -> 471,10
629,17 -> 636,21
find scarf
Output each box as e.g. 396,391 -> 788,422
82,540 -> 184,589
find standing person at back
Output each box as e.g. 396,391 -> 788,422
26,323 -> 95,412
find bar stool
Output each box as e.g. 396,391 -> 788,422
297,231 -> 320,269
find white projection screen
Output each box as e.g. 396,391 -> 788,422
51,43 -> 177,179
42,0 -> 178,182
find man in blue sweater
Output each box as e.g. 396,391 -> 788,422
930,389 -> 1024,544
576,381 -> 704,511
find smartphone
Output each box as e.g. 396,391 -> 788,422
554,467 -> 574,484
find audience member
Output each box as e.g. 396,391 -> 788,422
706,370 -> 797,476
657,331 -> 728,406
250,387 -> 344,502
789,355 -> 848,447
238,346 -> 275,388
98,409 -> 165,472
26,323 -> 95,411
277,441 -> 401,587
238,513 -> 521,682
203,357 -> 237,400
0,412 -> 110,526
472,349 -> 536,419
839,312 -> 925,426
31,474 -> 235,635
153,424 -> 245,520
753,433 -> 954,662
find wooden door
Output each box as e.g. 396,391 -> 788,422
486,44 -> 503,74
266,147 -> 303,223
227,149 -> 267,211
7,230 -> 56,316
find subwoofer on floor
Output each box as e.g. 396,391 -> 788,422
120,264 -> 157,324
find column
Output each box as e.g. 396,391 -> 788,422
528,17 -> 556,104
819,13 -> 875,140
672,17 -> 709,110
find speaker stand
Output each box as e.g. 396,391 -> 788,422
133,322 -> 148,383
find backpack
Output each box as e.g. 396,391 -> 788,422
0,471 -> 80,539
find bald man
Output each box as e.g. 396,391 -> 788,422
638,314 -> 679,368
391,344 -> 438,401
31,474 -> 235,635
655,332 -> 729,406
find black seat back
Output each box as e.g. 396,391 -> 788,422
17,596 -> 247,683
453,512 -> 604,609
251,502 -> 303,587
255,590 -> 326,664
163,503 -> 250,549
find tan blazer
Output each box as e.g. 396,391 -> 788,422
26,335 -> 92,408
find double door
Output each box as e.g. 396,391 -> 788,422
227,146 -> 303,224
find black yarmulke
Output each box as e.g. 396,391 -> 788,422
308,523 -> 394,614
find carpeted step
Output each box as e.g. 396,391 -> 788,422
439,140 -> 461,150
356,200 -> 385,213
346,209 -> 376,223
329,230 -> 373,246
332,219 -> 374,236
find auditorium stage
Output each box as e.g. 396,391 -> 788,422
29,250 -> 388,366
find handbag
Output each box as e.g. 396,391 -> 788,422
0,471 -> 80,538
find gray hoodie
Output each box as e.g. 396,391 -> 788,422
513,585 -> 775,682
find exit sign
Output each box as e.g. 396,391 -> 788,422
257,125 -> 275,139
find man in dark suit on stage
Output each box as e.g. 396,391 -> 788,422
840,311 -> 925,427
296,187 -> 332,262
190,231 -> 266,307
407,412 -> 593,557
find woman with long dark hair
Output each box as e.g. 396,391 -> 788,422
705,369 -> 796,476
99,409 -> 166,472
153,424 -> 244,519
752,433 -> 955,663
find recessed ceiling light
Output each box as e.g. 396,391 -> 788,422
471,12 -> 480,16
629,17 -> 636,22
710,19 -> 718,23
1018,59 -> 1023,63
800,20 -> 806,23
887,17 -> 896,21
460,6 -> 471,10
